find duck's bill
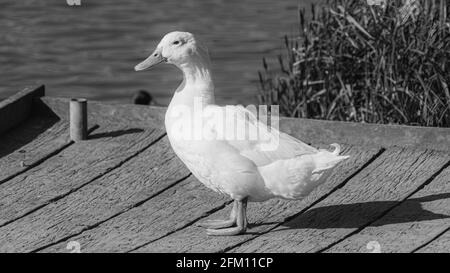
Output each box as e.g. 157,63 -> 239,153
134,52 -> 166,71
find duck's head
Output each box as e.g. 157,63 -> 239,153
135,31 -> 209,71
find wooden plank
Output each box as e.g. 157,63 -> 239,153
128,145 -> 382,253
0,85 -> 45,136
416,229 -> 450,253
38,97 -> 450,151
36,97 -> 166,130
228,148 -> 449,253
0,123 -> 164,228
39,176 -> 229,253
280,118 -> 450,152
0,136 -> 190,252
0,117 -> 70,183
325,165 -> 450,253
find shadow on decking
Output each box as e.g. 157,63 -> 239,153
89,128 -> 144,139
268,193 -> 450,230
0,116 -> 59,159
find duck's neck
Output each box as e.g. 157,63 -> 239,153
170,54 -> 215,108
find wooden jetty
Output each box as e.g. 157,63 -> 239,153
0,85 -> 449,253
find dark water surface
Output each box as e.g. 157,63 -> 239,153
0,0 -> 312,105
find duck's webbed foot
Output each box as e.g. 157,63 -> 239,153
198,219 -> 236,229
197,200 -> 238,229
206,225 -> 246,236
205,198 -> 248,236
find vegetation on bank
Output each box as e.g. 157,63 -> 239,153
258,0 -> 450,127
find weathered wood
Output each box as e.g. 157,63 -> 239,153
280,118 -> 450,152
0,136 -> 190,252
0,117 -> 70,183
2,91 -> 449,253
229,148 -> 449,253
325,165 -> 450,253
37,97 -> 166,130
132,145 -> 382,253
69,98 -> 88,141
0,123 -> 164,227
0,85 -> 45,136
416,229 -> 450,253
40,176 -> 230,253
37,97 -> 450,151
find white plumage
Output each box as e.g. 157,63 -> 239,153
135,31 -> 349,235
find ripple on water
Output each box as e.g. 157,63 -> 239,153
0,0 -> 316,104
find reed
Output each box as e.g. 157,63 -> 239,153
258,0 -> 450,127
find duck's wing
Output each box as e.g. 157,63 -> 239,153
204,105 -> 318,167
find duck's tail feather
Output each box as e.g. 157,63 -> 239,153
330,143 -> 341,155
313,143 -> 350,174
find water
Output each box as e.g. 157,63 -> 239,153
0,0 -> 313,105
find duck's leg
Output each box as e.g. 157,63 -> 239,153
197,200 -> 238,229
206,197 -> 248,236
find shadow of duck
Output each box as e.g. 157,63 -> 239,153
270,193 -> 450,230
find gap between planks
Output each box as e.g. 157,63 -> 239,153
221,148 -> 449,253
33,143 -> 374,253
413,226 -> 450,252
32,172 -> 192,253
0,129 -> 166,230
0,131 -> 187,252
129,147 -> 386,253
0,125 -> 99,187
125,199 -> 234,253
318,159 -> 450,253
33,145 -> 447,253
221,148 -> 387,253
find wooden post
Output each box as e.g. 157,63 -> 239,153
70,98 -> 87,141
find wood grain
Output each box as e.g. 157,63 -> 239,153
2,94 -> 449,253
133,145 -> 382,253
280,118 -> 450,152
416,229 -> 450,253
0,123 -> 164,227
37,97 -> 166,130
325,165 -> 450,253
0,117 -> 70,183
0,136 -> 189,252
0,85 -> 45,136
39,97 -> 450,151
40,176 -> 230,253
229,148 -> 449,253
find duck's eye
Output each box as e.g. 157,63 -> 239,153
173,41 -> 180,45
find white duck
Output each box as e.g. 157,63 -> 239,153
135,31 -> 349,236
